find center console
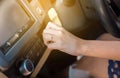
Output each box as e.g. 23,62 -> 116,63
0,0 -> 45,71
0,0 -> 76,78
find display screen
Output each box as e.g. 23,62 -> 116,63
0,0 -> 30,47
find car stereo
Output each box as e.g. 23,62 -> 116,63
0,0 -> 34,54
0,0 -> 45,71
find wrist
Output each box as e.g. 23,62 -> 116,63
76,39 -> 88,56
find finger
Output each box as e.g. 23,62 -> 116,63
47,42 -> 60,49
43,33 -> 60,49
46,22 -> 62,30
43,33 -> 57,45
43,33 -> 52,45
43,33 -> 52,41
43,28 -> 62,36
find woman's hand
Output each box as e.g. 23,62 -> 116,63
42,22 -> 83,56
43,22 -> 120,60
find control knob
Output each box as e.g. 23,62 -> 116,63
19,59 -> 34,76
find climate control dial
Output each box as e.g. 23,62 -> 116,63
19,59 -> 34,76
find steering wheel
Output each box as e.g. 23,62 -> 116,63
94,0 -> 120,38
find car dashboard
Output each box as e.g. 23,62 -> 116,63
0,0 -> 105,78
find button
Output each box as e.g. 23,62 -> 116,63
15,33 -> 19,37
36,7 -> 43,15
8,33 -> 19,46
32,46 -> 36,50
26,50 -> 33,58
36,52 -> 40,57
18,29 -> 23,33
6,42 -> 11,46
19,59 -> 34,76
29,50 -> 33,54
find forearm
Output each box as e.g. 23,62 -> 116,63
77,40 -> 120,60
43,22 -> 120,60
